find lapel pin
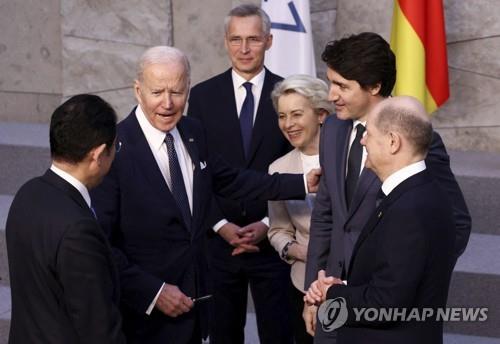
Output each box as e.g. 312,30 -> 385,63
378,211 -> 383,218
189,138 -> 194,142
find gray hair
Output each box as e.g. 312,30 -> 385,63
374,96 -> 433,156
224,4 -> 271,36
136,46 -> 191,85
271,74 -> 334,115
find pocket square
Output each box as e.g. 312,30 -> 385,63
200,161 -> 207,170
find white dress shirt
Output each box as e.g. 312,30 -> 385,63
135,105 -> 195,314
232,68 -> 265,123
135,105 -> 194,213
50,164 -> 91,208
381,160 -> 427,196
346,120 -> 367,177
213,68 -> 268,232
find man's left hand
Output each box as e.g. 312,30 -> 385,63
306,168 -> 322,193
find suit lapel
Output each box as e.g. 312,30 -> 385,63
335,121 -> 352,215
122,113 -> 171,200
246,69 -> 277,165
123,113 -> 194,234
346,170 -> 432,279
177,119 -> 200,235
345,169 -> 378,222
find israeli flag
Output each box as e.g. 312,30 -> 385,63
261,0 -> 316,77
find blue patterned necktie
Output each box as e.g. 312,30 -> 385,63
239,82 -> 254,159
165,133 -> 191,230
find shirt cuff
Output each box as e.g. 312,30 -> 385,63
213,219 -> 229,233
303,174 -> 309,194
146,282 -> 165,315
261,217 -> 269,227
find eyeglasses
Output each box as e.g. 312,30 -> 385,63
227,36 -> 266,47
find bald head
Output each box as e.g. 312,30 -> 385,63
372,96 -> 433,157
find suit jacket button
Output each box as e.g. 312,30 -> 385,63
241,210 -> 246,217
338,261 -> 343,268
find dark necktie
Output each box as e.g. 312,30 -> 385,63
375,188 -> 386,208
165,133 -> 191,230
345,123 -> 366,208
239,82 -> 254,159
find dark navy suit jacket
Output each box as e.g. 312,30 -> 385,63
326,170 -> 456,344
91,111 -> 305,343
305,115 -> 471,343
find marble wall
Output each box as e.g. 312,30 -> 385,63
173,0 -> 337,87
1,0 -> 498,152
0,0 -> 173,122
61,0 -> 173,118
0,0 -> 62,122
334,0 -> 500,152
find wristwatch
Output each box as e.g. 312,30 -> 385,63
281,240 -> 297,260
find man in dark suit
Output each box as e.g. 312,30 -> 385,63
303,32 -> 471,342
305,96 -> 456,344
6,94 -> 124,343
187,4 -> 294,344
91,46 -> 313,344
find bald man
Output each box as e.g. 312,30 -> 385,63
306,97 -> 456,344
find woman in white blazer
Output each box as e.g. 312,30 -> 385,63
268,75 -> 333,344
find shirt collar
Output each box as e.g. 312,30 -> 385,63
231,68 -> 266,89
50,164 -> 91,208
352,119 -> 366,130
135,105 -> 181,150
381,160 -> 427,196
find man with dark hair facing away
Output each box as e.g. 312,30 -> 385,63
6,94 -> 125,343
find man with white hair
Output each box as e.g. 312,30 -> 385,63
305,96 -> 456,344
91,46 -> 315,344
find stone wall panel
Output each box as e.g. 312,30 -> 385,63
0,0 -> 61,94
311,10 -> 336,80
445,0 -> 500,43
433,69 -> 500,128
335,0 -> 392,40
0,92 -> 60,123
62,38 -> 144,96
61,0 -> 172,46
448,37 -> 500,79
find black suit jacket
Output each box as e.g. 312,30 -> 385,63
6,170 -> 124,343
90,111 -> 305,343
326,170 -> 456,344
306,116 -> 471,288
188,68 -> 291,259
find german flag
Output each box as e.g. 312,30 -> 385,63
390,0 -> 450,114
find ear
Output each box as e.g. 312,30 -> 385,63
388,131 -> 401,154
318,109 -> 328,125
89,143 -> 107,166
369,83 -> 382,96
265,34 -> 273,50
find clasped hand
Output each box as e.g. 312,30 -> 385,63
304,270 -> 343,306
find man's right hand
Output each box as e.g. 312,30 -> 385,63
155,283 -> 193,317
303,303 -> 318,336
218,222 -> 260,255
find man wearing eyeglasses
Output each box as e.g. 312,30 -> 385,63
188,4 -> 294,344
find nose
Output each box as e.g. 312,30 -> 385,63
328,85 -> 339,102
284,115 -> 295,129
162,93 -> 173,109
239,39 -> 250,53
